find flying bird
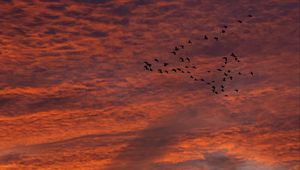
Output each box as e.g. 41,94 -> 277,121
164,62 -> 169,66
237,20 -> 243,23
164,70 -> 168,73
172,69 -> 177,72
214,37 -> 219,41
158,69 -> 163,73
223,25 -> 228,29
180,45 -> 184,49
192,66 -> 196,69
217,69 -> 222,71
238,72 -> 242,75
221,30 -> 226,33
235,89 -> 239,92
248,14 -> 253,17
250,72 -> 254,76
154,58 -> 159,62
171,51 -> 176,55
204,35 -> 208,40
174,46 -> 179,51
186,57 -> 190,62
144,66 -> 149,70
229,76 -> 233,80
179,57 -> 184,62
188,40 -> 192,44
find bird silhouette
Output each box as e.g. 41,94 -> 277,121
192,66 -> 196,69
188,40 -> 192,44
187,71 -> 191,74
223,77 -> 226,81
207,70 -> 211,73
235,89 -> 239,92
217,69 -> 222,71
144,66 -> 149,70
231,52 -> 237,58
158,69 -> 163,73
171,51 -> 176,55
186,57 -> 190,62
215,91 -> 218,94
180,45 -> 184,49
223,25 -> 228,29
221,30 -> 226,33
165,70 -> 168,73
221,85 -> 224,88
229,76 -> 233,80
248,14 -> 253,17
214,37 -> 219,41
190,75 -> 194,78
204,35 -> 208,40
227,70 -> 231,73
237,20 -> 242,23
172,69 -> 177,72
144,61 -> 152,67
238,72 -> 242,75
221,89 -> 224,92
154,58 -> 159,62
224,73 -> 228,76
194,78 -> 198,81
177,68 -> 182,71
174,46 -> 179,51
221,65 -> 225,68
201,78 -> 205,81
164,62 -> 169,66
224,94 -> 228,97
179,57 -> 184,62
250,72 -> 254,76
149,68 -> 153,71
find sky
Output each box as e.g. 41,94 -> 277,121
0,0 -> 299,169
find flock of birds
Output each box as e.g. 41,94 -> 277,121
143,15 -> 255,96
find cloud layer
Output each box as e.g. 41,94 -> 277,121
0,0 -> 299,169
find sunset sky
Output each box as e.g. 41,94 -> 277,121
0,0 -> 299,169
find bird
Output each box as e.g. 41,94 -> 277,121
194,78 -> 198,81
227,70 -> 231,73
231,52 -> 237,58
221,30 -> 225,33
185,66 -> 189,68
248,14 -> 253,17
188,40 -> 192,44
171,51 -> 176,55
179,57 -> 184,62
237,59 -> 240,62
172,69 -> 177,72
177,68 -> 182,71
211,81 -> 215,83
215,91 -> 218,94
163,62 -> 168,66
221,89 -> 224,92
190,75 -> 194,78
214,37 -> 219,41
224,73 -> 228,76
221,65 -> 225,68
149,68 -> 153,71
192,66 -> 196,69
144,61 -> 151,67
181,70 -> 185,73
187,71 -> 191,74
221,85 -> 224,88
250,72 -> 254,76
207,70 -> 211,73
207,82 -> 211,85
144,66 -> 149,70
158,69 -> 163,73
154,58 -> 159,62
186,57 -> 190,62
174,46 -> 179,51
212,86 -> 216,89
235,89 -> 239,92
217,69 -> 222,71
223,77 -> 226,81
237,20 -> 242,23
200,78 -> 205,81
223,25 -> 228,29
164,70 -> 168,73
224,94 -> 228,97
204,35 -> 208,40
229,76 -> 233,80
238,72 -> 242,75
180,45 -> 184,49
